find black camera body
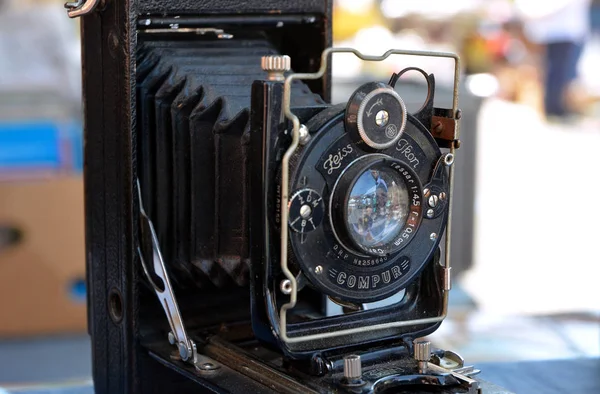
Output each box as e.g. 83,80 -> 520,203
76,0 -> 506,392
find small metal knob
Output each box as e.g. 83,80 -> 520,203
343,354 -> 362,380
413,340 -> 431,373
414,340 -> 431,361
261,55 -> 291,81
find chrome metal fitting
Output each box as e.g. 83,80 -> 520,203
298,124 -> 311,145
64,0 -> 102,18
261,55 -> 291,81
414,340 -> 431,362
413,340 -> 431,374
343,354 -> 362,380
443,267 -> 452,291
280,279 -> 292,295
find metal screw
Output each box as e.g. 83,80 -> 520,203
280,279 -> 292,295
455,109 -> 462,119
315,265 -> 323,274
430,233 -> 438,241
300,204 -> 312,219
168,331 -> 176,345
454,140 -> 462,149
375,110 -> 389,127
428,195 -> 439,208
444,153 -> 454,166
343,354 -> 362,381
178,342 -> 190,361
423,188 -> 430,197
433,121 -> 444,134
299,124 -> 311,145
426,209 -> 435,218
439,192 -> 447,201
195,361 -> 220,372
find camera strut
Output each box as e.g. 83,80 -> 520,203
136,179 -> 218,370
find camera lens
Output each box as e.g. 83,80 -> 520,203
345,166 -> 409,251
330,156 -> 423,257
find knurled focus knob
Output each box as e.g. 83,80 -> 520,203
343,354 -> 362,380
413,340 -> 431,362
261,55 -> 291,81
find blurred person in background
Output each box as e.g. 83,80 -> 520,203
516,0 -> 592,120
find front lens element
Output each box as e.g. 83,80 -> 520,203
346,167 -> 409,249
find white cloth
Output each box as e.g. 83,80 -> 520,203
516,0 -> 591,43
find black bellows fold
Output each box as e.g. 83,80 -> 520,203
135,37 -> 323,290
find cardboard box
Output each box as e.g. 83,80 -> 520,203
0,176 -> 86,336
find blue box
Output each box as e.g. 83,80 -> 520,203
0,120 -> 83,175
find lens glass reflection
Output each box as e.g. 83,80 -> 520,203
346,167 -> 409,249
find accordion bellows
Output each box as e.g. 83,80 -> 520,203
136,37 -> 323,289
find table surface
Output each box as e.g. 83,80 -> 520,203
478,357 -> 600,393
0,334 -> 597,394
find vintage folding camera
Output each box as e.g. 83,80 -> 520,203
71,0 -> 509,392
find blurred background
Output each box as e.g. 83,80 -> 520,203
0,0 -> 599,391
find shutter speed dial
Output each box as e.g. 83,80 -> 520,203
288,188 -> 325,233
345,82 -> 408,150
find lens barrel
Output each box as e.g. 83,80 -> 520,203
330,156 -> 423,257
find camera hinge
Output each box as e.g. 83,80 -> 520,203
431,108 -> 462,148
